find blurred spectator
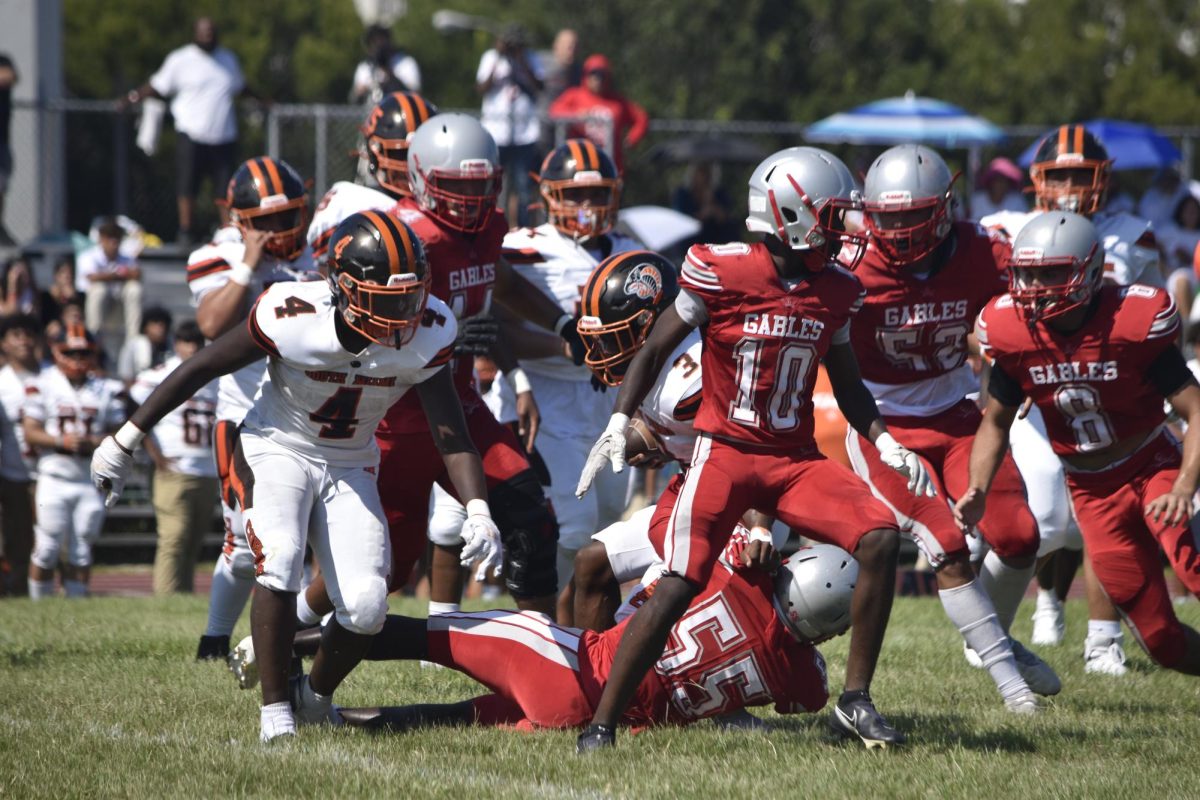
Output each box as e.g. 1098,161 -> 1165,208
1138,166 -> 1183,231
131,320 -> 218,595
0,256 -> 39,318
88,214 -> 147,259
120,18 -> 267,244
0,313 -> 39,597
672,162 -> 738,245
45,300 -> 85,344
1160,182 -> 1200,326
541,29 -> 581,103
0,53 -> 16,246
477,23 -> 545,227
350,24 -> 422,105
117,305 -> 173,383
76,218 -> 143,343
1105,172 -> 1137,215
969,157 -> 1027,219
40,256 -> 83,336
549,53 -> 648,172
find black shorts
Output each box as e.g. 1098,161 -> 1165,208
176,133 -> 236,198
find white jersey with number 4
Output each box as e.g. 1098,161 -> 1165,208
243,281 -> 457,467
639,330 -> 704,463
307,181 -> 397,267
187,226 -> 318,424
23,367 -> 126,482
981,208 -> 1162,288
131,355 -> 219,478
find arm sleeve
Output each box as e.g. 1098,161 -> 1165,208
831,320 -> 851,345
986,361 -> 1025,408
475,50 -> 497,84
673,289 -> 708,327
1148,345 -> 1197,398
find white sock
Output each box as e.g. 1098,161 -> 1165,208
63,579 -> 88,598
29,579 -> 55,600
1088,619 -> 1122,640
204,557 -> 254,637
940,579 -> 1028,701
1036,588 -> 1061,610
260,701 -> 296,742
428,601 -> 460,616
979,551 -> 1034,635
296,590 -> 322,626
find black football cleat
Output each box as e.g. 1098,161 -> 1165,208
196,634 -> 231,661
576,723 -> 616,754
830,692 -> 906,750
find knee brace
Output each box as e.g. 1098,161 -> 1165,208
337,575 -> 390,635
491,470 -> 560,599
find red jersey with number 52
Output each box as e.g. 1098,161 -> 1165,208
679,242 -> 864,449
380,199 -> 508,435
851,221 -> 1010,417
977,284 -> 1179,457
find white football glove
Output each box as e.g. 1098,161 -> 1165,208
576,413 -> 629,498
91,435 -> 135,508
460,500 -> 503,582
875,432 -> 935,498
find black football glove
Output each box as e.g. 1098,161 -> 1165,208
560,317 -> 586,366
454,315 -> 499,356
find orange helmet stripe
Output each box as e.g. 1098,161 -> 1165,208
1057,125 -> 1069,156
395,93 -> 417,132
360,211 -> 400,273
411,93 -> 432,123
567,139 -> 586,171
261,157 -> 285,196
585,250 -> 638,318
246,159 -> 270,199
582,139 -> 601,170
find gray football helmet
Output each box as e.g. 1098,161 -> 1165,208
775,543 -> 858,642
745,146 -> 865,265
1008,211 -> 1103,322
407,112 -> 502,232
863,144 -> 957,265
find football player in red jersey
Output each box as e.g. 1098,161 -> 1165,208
574,147 -> 930,751
847,144 -> 1055,706
311,535 -> 853,733
957,211 -> 1200,674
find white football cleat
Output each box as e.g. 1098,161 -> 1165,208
1084,634 -> 1128,677
1031,595 -> 1065,646
1011,639 -> 1061,696
227,635 -> 259,690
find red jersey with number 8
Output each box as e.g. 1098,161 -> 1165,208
678,242 -> 865,449
977,284 -> 1179,457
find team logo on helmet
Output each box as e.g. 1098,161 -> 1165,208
623,263 -> 663,300
333,235 -> 354,261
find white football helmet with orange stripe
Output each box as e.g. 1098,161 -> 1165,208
328,211 -> 431,348
225,157 -> 309,261
746,146 -> 866,266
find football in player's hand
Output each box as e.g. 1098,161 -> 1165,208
624,417 -> 666,467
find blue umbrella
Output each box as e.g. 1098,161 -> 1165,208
1017,120 -> 1181,171
805,91 -> 1006,148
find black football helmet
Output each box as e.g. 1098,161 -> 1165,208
1030,125 -> 1112,215
226,156 -> 309,260
328,211 -> 430,348
538,138 -> 622,239
577,250 -> 678,386
51,321 -> 98,382
362,91 -> 440,198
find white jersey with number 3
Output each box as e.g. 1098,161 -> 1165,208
306,181 -> 397,267
131,355 -> 219,478
639,330 -> 704,463
243,281 -> 457,467
23,367 -> 126,482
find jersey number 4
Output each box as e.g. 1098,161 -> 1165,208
275,296 -> 316,319
729,339 -> 816,432
310,387 -> 363,439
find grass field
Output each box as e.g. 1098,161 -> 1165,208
1,591 -> 1198,800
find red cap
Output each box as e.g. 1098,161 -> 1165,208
583,54 -> 611,74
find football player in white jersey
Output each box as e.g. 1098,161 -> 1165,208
24,324 -> 127,599
188,155 -> 320,660
92,212 -> 504,743
0,314 -> 41,596
306,91 -> 439,268
980,125 -> 1163,674
478,140 -> 640,586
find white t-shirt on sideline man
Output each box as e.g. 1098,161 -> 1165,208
150,43 -> 245,145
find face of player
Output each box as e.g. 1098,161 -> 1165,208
1013,263 -> 1074,291
1039,167 -> 1103,213
54,348 -> 95,383
869,206 -> 934,233
1,328 -> 35,365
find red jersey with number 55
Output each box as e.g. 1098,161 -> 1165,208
851,221 -> 1010,417
380,199 -> 508,435
678,242 -> 864,449
977,284 -> 1179,457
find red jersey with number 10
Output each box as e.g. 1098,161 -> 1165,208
679,242 -> 864,449
977,284 -> 1179,457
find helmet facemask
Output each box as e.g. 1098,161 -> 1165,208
541,173 -> 622,240
367,134 -> 414,197
577,307 -> 657,386
1031,162 -> 1111,216
230,195 -> 309,261
412,156 -> 502,233
334,271 -> 431,348
1008,242 -> 1103,323
864,185 -> 954,267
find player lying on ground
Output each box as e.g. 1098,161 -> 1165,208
91,212 -> 505,742
325,535 -> 856,732
957,210 -> 1200,674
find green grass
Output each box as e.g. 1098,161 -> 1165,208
1,592 -> 1198,800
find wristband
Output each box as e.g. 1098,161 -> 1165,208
227,261 -> 254,287
553,314 -> 572,336
505,367 -> 532,396
114,421 -> 146,453
465,499 -> 491,519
